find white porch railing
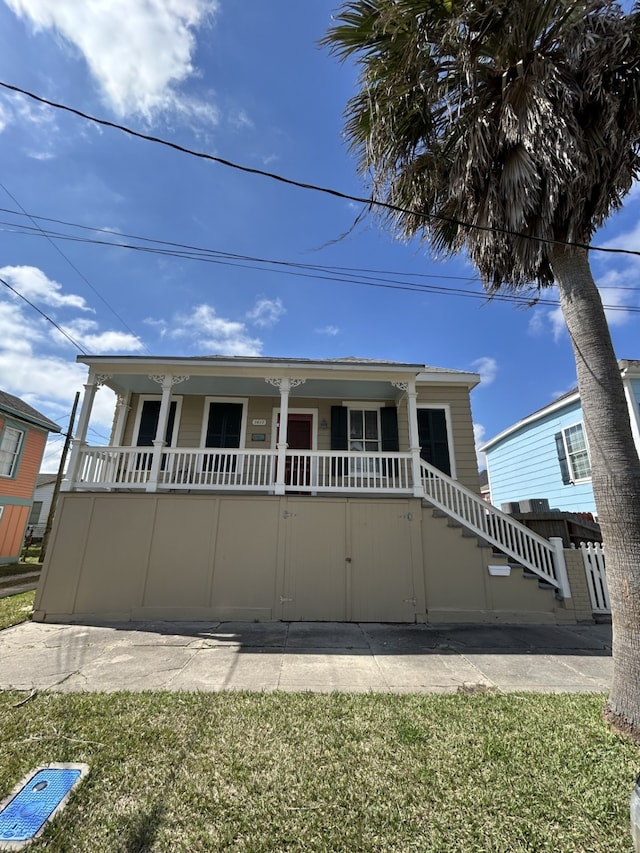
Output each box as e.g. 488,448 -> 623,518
71,446 -> 414,493
577,542 -> 610,614
420,459 -> 568,594
159,448 -> 275,490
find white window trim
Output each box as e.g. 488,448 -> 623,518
200,397 -> 249,449
131,395 -> 183,448
0,424 -> 25,478
270,408 -> 318,449
561,420 -> 592,484
341,401 -> 386,453
417,403 -> 457,480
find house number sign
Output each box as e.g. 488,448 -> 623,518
252,419 -> 267,426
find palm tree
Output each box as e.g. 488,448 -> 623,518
324,0 -> 640,738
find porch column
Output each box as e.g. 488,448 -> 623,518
112,391 -> 131,446
396,379 -> 424,498
146,374 -> 189,492
266,377 -> 306,495
63,372 -> 110,491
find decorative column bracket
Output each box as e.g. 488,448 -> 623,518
149,375 -> 190,386
265,377 -> 306,390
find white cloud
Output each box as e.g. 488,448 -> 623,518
473,423 -> 486,469
169,303 -> 263,356
26,149 -> 56,161
0,299 -> 46,349
52,318 -> 144,352
5,0 -> 219,121
595,268 -> 635,328
315,325 -> 340,336
246,297 -> 285,328
1,90 -> 58,128
229,109 -> 253,131
471,356 -> 497,386
0,100 -> 10,133
144,316 -> 169,337
0,265 -> 91,311
528,290 -> 566,342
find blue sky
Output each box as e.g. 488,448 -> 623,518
0,0 -> 639,473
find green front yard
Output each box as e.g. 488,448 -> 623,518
0,689 -> 637,852
0,590 -> 35,630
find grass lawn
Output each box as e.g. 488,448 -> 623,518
0,590 -> 35,630
0,690 -> 637,852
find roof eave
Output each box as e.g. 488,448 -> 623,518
480,390 -> 581,452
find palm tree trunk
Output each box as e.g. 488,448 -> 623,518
551,244 -> 640,740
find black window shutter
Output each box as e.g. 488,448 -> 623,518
417,408 -> 451,476
555,432 -> 571,484
330,406 -> 348,450
137,400 -> 177,446
380,407 -> 399,451
206,403 -> 243,448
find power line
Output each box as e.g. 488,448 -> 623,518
1,79 -> 639,259
0,214 -> 637,314
1,204 -> 637,292
0,183 -> 148,351
0,275 -> 87,353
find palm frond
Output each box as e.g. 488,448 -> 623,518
324,0 -> 640,289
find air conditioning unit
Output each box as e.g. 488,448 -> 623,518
519,498 -> 550,513
501,501 -> 520,513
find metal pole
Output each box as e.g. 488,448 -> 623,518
40,391 -> 80,564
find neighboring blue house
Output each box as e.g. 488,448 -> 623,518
481,360 -> 640,517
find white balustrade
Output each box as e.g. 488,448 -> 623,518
71,446 -> 415,493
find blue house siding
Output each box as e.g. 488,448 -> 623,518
487,400 -> 597,515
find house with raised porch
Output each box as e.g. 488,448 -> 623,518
34,355 -> 594,625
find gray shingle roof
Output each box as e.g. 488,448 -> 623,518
0,391 -> 60,433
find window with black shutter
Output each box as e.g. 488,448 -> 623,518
204,402 -> 243,473
417,408 -> 451,476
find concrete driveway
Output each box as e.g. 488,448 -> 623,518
0,620 -> 612,694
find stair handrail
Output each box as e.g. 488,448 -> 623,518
420,460 -> 562,590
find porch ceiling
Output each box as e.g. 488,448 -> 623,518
105,374 -> 404,401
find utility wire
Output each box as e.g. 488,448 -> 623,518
0,204 -> 637,293
1,80 -> 639,259
0,183 -> 147,351
0,275 -> 87,353
1,218 -> 637,313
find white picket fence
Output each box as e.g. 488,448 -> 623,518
577,542 -> 610,614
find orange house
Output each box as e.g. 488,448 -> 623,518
0,391 -> 60,564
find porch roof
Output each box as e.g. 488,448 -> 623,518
77,355 -> 480,399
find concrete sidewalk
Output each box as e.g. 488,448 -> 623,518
0,620 -> 612,694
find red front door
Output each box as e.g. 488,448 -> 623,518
283,414 -> 313,486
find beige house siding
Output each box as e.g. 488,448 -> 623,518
35,492 -> 577,625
